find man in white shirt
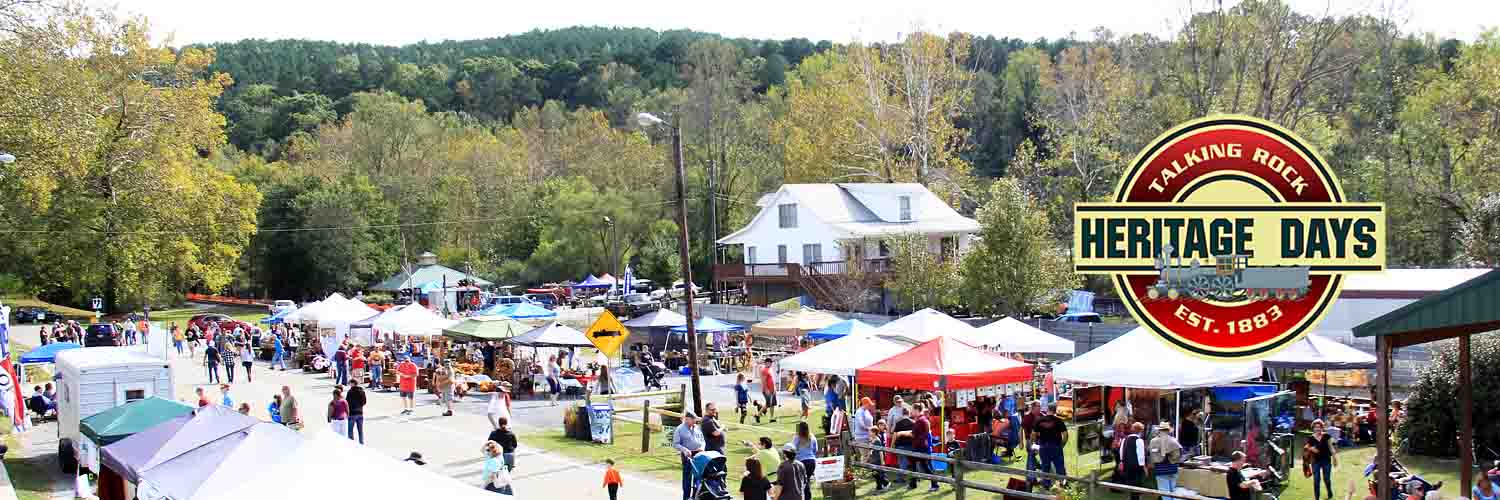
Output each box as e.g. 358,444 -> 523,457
886,395 -> 907,428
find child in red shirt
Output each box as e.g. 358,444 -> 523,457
602,458 -> 623,500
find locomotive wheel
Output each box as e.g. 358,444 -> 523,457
1167,288 -> 1180,300
1148,288 -> 1161,299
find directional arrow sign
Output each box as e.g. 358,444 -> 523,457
585,310 -> 630,357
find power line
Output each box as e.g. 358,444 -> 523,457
0,199 -> 680,236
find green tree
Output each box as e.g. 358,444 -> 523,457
0,6 -> 259,310
885,233 -> 959,312
959,179 -> 1079,316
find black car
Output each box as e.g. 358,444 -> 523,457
82,323 -> 118,347
11,308 -> 55,324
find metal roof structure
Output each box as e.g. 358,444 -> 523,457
1353,269 -> 1500,347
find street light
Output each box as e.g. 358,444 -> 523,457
603,216 -> 619,298
637,111 -> 704,416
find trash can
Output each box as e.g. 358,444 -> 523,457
589,402 -> 614,444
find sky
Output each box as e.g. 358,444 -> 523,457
111,0 -> 1496,47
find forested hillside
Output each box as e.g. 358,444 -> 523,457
2,0 -> 1497,312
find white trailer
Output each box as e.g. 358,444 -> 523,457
53,347 -> 173,472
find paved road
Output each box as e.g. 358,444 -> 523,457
6,323 -> 690,499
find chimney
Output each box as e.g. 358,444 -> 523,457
417,252 -> 438,267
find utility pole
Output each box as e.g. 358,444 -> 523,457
707,154 -> 719,304
672,124 -> 704,416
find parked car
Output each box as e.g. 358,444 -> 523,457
186,313 -> 254,337
11,307 -> 38,323
621,293 -> 659,317
484,295 -> 535,308
82,323 -> 118,347
522,293 -> 557,309
1053,312 -> 1102,323
269,300 -> 296,313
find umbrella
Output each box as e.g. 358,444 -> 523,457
750,307 -> 843,337
442,317 -> 530,342
805,319 -> 878,341
670,317 -> 744,333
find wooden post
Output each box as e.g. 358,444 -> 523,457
642,399 -> 652,453
1461,335 -> 1474,495
953,454 -> 966,500
1375,337 -> 1391,500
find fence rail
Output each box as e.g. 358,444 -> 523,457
841,432 -> 1232,500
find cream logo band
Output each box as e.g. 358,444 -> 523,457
1073,116 -> 1385,359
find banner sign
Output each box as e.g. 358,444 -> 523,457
1074,116 -> 1385,359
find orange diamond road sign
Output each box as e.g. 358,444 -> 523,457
586,310 -> 630,357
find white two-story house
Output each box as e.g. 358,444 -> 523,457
715,183 -> 980,312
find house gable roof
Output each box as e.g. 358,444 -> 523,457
718,183 -> 978,245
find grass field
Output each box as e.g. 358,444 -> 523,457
2,342 -> 54,500
1,296 -> 95,320
525,405 -> 1473,500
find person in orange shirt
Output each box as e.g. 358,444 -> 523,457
602,458 -> 623,500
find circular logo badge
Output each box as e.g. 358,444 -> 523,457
1072,116 -> 1385,359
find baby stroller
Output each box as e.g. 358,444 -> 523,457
690,451 -> 732,500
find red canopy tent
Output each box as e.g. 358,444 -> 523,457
857,336 -> 1034,390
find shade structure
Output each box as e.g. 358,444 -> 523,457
973,317 -> 1076,354
622,309 -> 687,329
101,405 -> 258,484
876,308 -> 981,344
442,317 -> 529,342
482,302 -> 558,319
749,307 -> 843,337
258,307 -> 296,325
572,274 -> 611,289
290,293 -> 347,323
316,297 -> 378,329
779,328 -> 909,376
1262,333 -> 1377,370
509,321 -> 596,348
372,304 -> 458,337
670,316 -> 745,333
213,431 -> 496,500
806,319 -> 878,341
80,397 -> 195,446
768,296 -> 805,311
1053,328 -> 1263,389
856,336 -> 1034,390
18,341 -> 81,364
160,422 -> 303,500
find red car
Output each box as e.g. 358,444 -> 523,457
187,313 -> 254,337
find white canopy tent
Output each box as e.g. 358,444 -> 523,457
212,431 -> 496,500
1262,332 -> 1377,370
621,309 -> 687,328
1053,327 -> 1263,390
876,308 -> 985,345
372,305 -> 459,339
777,329 -> 911,377
973,317 -> 1076,354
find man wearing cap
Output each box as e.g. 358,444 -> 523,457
772,443 -> 807,500
673,411 -> 706,500
1150,421 -> 1183,495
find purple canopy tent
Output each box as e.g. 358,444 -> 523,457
101,405 -> 301,500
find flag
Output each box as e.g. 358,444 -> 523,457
0,305 -> 26,430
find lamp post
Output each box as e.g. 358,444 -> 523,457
637,112 -> 703,416
603,216 -> 620,298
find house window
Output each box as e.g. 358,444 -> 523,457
124,389 -> 146,402
899,196 -> 912,221
803,244 -> 822,264
778,204 -> 798,228
777,245 -> 788,264
878,240 -> 891,257
747,246 -> 757,264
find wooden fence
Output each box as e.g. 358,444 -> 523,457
840,431 -> 1250,500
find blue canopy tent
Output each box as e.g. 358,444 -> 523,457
806,319 -> 877,341
19,342 -> 82,364
482,302 -> 558,320
259,308 -> 295,325
571,275 -> 612,290
669,317 -> 745,333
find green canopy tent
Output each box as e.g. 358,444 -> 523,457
442,317 -> 529,342
80,397 -> 195,446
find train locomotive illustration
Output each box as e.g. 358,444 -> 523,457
1147,245 -> 1310,302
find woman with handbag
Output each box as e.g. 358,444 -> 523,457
482,441 -> 514,495
327,387 -> 349,436
1305,419 -> 1338,500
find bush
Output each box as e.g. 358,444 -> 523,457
1401,335 -> 1500,457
